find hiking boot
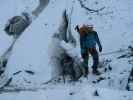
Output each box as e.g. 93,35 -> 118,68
80,66 -> 85,75
92,69 -> 101,75
80,66 -> 89,77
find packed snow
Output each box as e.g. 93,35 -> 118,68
0,0 -> 133,100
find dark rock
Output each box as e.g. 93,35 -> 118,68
69,92 -> 74,95
93,90 -> 99,96
25,70 -> 35,75
13,71 -> 22,76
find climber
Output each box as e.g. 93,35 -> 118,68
75,24 -> 102,76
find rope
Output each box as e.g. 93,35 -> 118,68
99,48 -> 129,56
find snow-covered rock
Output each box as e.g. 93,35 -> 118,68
0,0 -> 133,99
3,0 -> 67,86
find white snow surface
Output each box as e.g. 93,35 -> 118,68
0,82 -> 133,100
0,0 -> 133,99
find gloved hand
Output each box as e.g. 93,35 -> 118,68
99,46 -> 102,52
75,25 -> 79,32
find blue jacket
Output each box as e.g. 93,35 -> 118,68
80,31 -> 102,50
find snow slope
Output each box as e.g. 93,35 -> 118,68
0,0 -> 133,99
3,0 -> 67,86
0,0 -> 38,56
0,82 -> 133,100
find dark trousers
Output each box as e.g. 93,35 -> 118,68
81,48 -> 99,70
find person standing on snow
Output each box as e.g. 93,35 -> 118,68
75,24 -> 102,76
